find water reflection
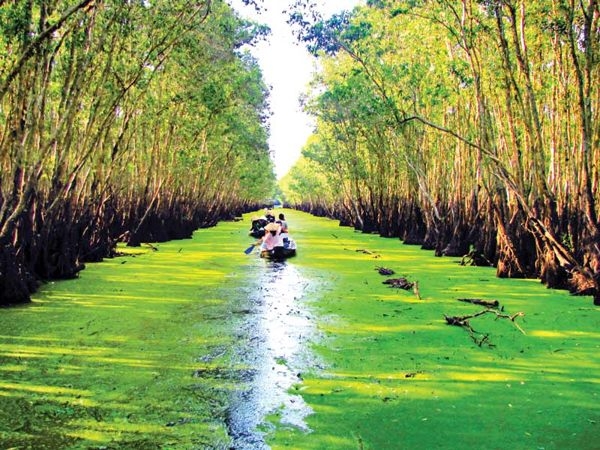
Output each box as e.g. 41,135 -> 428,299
227,261 -> 315,449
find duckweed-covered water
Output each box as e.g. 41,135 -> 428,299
1,210 -> 598,449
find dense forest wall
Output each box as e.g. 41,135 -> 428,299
0,1 -> 275,305
282,0 -> 600,304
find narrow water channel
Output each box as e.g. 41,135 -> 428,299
226,259 -> 316,449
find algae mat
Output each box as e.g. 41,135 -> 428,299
0,218 -> 276,449
277,211 -> 600,450
1,210 -> 599,449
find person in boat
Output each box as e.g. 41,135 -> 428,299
260,222 -> 285,258
276,213 -> 289,246
277,213 -> 288,232
249,215 -> 268,239
264,208 -> 276,223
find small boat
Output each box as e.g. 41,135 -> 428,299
248,216 -> 297,260
260,237 -> 297,260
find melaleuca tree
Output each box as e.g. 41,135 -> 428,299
287,0 -> 599,302
0,0 -> 274,304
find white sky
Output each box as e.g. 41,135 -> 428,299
231,0 -> 363,179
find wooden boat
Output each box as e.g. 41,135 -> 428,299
260,238 -> 297,260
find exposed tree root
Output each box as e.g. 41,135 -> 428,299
460,248 -> 493,267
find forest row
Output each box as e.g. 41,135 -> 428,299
1,1 -> 598,305
281,0 -> 599,304
0,1 -> 275,304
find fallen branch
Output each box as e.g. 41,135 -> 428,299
383,277 -> 421,300
444,308 -> 526,347
383,277 -> 414,290
457,298 -> 500,309
344,248 -> 381,258
356,248 -> 376,255
444,313 -> 490,347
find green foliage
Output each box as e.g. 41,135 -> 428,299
0,1 -> 32,43
234,18 -> 270,49
293,11 -> 354,56
279,156 -> 333,206
0,0 -> 276,225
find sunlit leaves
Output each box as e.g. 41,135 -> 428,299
280,155 -> 334,206
284,0 -> 599,296
289,4 -> 369,57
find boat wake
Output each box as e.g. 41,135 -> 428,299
226,261 -> 317,449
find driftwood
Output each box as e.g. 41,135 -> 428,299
356,248 -> 380,258
444,308 -> 525,347
343,248 -> 381,258
383,277 -> 413,289
457,298 -> 500,309
375,266 -> 395,276
383,277 -> 421,300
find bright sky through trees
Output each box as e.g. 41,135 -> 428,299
232,0 -> 363,179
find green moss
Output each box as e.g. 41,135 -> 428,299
1,210 -> 598,449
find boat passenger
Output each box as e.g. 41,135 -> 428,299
261,222 -> 284,257
264,208 -> 276,223
277,213 -> 288,232
276,213 -> 290,246
249,215 -> 267,239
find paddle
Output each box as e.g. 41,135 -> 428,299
244,242 -> 259,254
